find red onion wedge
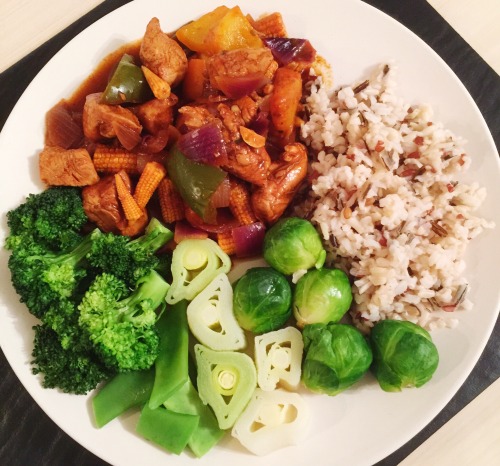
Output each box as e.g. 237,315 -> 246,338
232,222 -> 266,258
174,220 -> 209,243
177,122 -> 228,166
112,119 -> 142,150
45,101 -> 83,149
214,74 -> 270,100
263,38 -> 316,67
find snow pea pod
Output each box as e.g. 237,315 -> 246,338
101,54 -> 152,104
136,404 -> 199,455
149,300 -> 189,408
92,368 -> 155,428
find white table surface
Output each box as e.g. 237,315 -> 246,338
0,1 -> 498,465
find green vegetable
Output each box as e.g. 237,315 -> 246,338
101,53 -> 152,104
5,186 -> 88,252
293,268 -> 352,327
166,238 -> 231,304
164,379 -> 225,457
233,267 -> 292,334
195,344 -> 257,430
78,270 -> 169,371
87,217 -> 173,287
136,404 -> 199,455
166,145 -> 227,222
31,324 -> 112,395
149,301 -> 189,409
187,272 -> 246,351
92,368 -> 155,428
263,217 -> 326,275
302,323 -> 372,396
7,231 -> 93,320
370,320 -> 439,392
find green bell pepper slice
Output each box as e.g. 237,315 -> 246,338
101,53 -> 152,104
166,145 -> 227,223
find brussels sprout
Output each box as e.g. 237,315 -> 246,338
301,323 -> 372,396
370,320 -> 439,392
293,268 -> 352,327
263,217 -> 326,275
233,267 -> 292,334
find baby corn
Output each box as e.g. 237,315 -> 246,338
229,179 -> 257,225
93,145 -> 139,174
114,173 -> 143,221
134,161 -> 167,208
158,177 -> 185,223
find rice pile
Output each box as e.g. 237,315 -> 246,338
297,63 -> 494,331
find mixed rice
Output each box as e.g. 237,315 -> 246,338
297,63 -> 494,332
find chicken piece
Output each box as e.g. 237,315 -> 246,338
82,171 -> 131,233
135,97 -> 177,135
140,17 -> 188,87
39,146 -> 99,187
251,143 -> 308,224
206,48 -> 278,92
176,105 -> 217,133
223,141 -> 271,186
232,95 -> 258,124
82,93 -> 142,145
217,103 -> 246,141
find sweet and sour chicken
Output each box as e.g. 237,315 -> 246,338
39,6 -> 318,255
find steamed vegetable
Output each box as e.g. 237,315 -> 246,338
166,238 -> 231,304
31,324 -> 112,395
187,273 -> 246,351
5,186 -> 88,252
233,267 -> 292,334
149,301 -> 189,409
195,344 -> 257,429
301,323 -> 373,396
87,217 -> 173,287
78,270 -> 169,371
92,368 -> 155,427
254,326 -> 303,391
163,379 -> 225,457
263,217 -> 326,275
231,388 -> 310,456
370,320 -> 439,392
136,404 -> 199,455
293,268 -> 353,327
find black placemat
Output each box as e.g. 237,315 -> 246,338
1,1 -> 498,465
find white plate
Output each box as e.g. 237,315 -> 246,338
0,1 -> 499,465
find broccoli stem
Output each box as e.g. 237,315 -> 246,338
118,270 -> 170,323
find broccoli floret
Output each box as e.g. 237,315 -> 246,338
6,187 -> 88,252
87,218 -> 173,286
78,270 -> 170,372
7,232 -> 94,319
31,324 -> 113,395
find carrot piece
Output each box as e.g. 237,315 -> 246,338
134,161 -> 167,209
182,58 -> 207,101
